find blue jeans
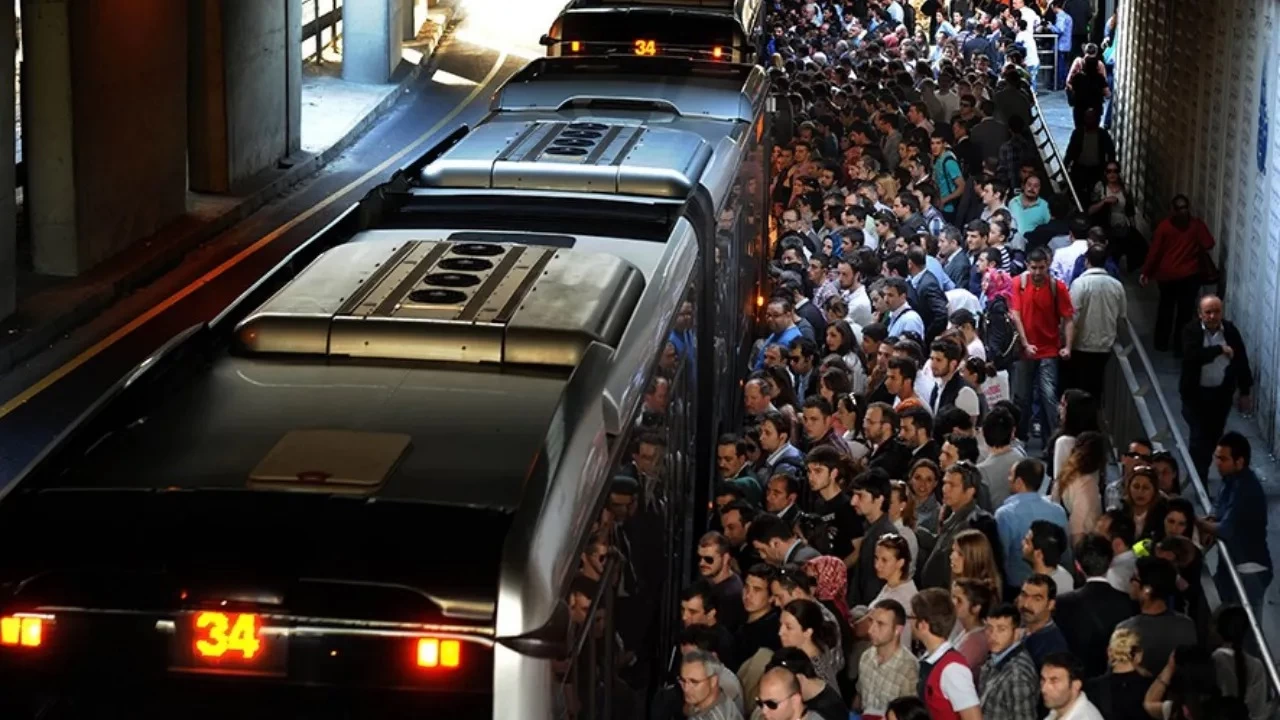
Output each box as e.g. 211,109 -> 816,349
1014,357 -> 1059,438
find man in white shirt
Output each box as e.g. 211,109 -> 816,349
910,589 -> 983,720
837,257 -> 874,328
1050,216 -> 1091,286
1067,244 -> 1126,402
1040,653 -> 1105,719
1023,520 -> 1076,596
949,309 -> 987,360
1096,510 -> 1138,593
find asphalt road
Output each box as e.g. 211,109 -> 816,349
0,0 -> 558,485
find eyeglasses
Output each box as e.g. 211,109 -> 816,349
697,554 -> 718,565
679,676 -> 711,687
755,697 -> 790,710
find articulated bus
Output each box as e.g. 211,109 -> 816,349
543,0 -> 766,63
0,55 -> 772,719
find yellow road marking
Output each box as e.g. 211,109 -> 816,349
0,51 -> 510,420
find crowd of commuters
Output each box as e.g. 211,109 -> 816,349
560,1 -> 1275,719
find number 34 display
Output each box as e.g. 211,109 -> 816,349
194,611 -> 262,659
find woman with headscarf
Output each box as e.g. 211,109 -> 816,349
805,555 -> 851,628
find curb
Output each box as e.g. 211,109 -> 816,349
0,10 -> 456,376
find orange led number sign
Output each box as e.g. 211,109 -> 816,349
194,612 -> 261,660
633,39 -> 657,56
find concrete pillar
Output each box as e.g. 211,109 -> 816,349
343,0 -> 402,84
21,0 -> 187,277
189,0 -> 301,193
0,4 -> 14,317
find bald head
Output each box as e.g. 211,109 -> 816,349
755,667 -> 804,719
1199,294 -> 1223,330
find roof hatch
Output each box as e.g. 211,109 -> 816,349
419,120 -> 712,198
236,239 -> 644,369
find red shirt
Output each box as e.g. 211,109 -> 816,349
1012,275 -> 1074,359
1142,218 -> 1214,282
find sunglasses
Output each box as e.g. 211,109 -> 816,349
755,698 -> 789,710
697,554 -> 718,565
1123,451 -> 1151,460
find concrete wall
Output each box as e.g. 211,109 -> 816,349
189,0 -> 300,193
343,0 -> 403,84
23,0 -> 188,276
1113,0 -> 1280,451
69,0 -> 188,271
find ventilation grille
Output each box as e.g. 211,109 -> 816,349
418,119 -> 712,198
236,239 -> 644,369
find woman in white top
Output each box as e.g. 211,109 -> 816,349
1051,389 -> 1100,479
887,481 -> 920,564
960,357 -> 1010,408
1052,430 -> 1107,542
869,534 -> 917,615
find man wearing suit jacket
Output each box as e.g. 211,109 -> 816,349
939,226 -> 973,290
920,462 -> 992,589
1053,534 -> 1136,678
1179,295 -> 1253,481
783,274 -> 827,345
903,248 -> 950,343
864,402 -> 912,480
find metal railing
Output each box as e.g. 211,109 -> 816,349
1028,89 -> 1280,698
302,0 -> 344,62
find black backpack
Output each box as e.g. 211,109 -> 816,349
981,295 -> 1020,371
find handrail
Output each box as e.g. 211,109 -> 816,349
1030,87 -> 1280,696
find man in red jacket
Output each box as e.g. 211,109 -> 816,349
1140,195 -> 1215,356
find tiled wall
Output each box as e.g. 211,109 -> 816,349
1113,0 -> 1280,452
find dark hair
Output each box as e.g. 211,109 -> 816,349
1101,508 -> 1136,547
1075,533 -> 1114,578
855,470 -> 893,513
766,646 -> 818,679
953,578 -> 995,621
911,587 -> 957,639
1134,556 -> 1179,598
863,321 -> 889,344
1024,572 -> 1057,602
1069,431 -> 1110,477
1041,652 -> 1085,684
1084,243 -> 1108,269
935,406 -> 973,438
1011,458 -> 1045,492
887,355 -> 919,383
677,624 -> 722,653
1161,497 -> 1197,539
983,408 -> 1017,449
761,410 -> 793,441
1214,604 -> 1253,702
930,338 -> 964,363
1217,431 -> 1251,467
949,308 -> 977,329
681,580 -> 718,614
1028,520 -> 1068,568
1027,246 -> 1051,264
1150,451 -> 1181,493
987,602 -> 1021,626
945,461 -> 982,493
946,435 -> 980,463
870,598 -> 907,628
1060,389 -> 1100,436
900,406 -> 934,438
713,481 -> 745,502
744,562 -> 775,585
747,513 -> 792,545
885,697 -> 931,720
866,401 -> 900,431
782,598 -> 837,650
